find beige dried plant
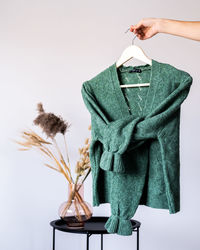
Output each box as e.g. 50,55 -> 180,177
14,103 -> 92,219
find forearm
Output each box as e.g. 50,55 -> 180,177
158,18 -> 200,41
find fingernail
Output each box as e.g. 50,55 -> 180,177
130,26 -> 134,32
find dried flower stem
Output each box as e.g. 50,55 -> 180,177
41,145 -> 71,183
63,135 -> 72,171
35,145 -> 71,182
74,191 -> 92,218
44,163 -> 61,173
74,196 -> 82,221
77,167 -> 91,193
61,183 -> 91,219
72,174 -> 81,199
52,137 -> 74,183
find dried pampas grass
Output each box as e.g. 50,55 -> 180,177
33,102 -> 71,138
15,102 -> 93,221
15,102 -> 92,193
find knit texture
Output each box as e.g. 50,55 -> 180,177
81,59 -> 193,236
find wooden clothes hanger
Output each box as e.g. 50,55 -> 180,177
116,28 -> 152,88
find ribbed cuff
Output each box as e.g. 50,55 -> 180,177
104,214 -> 133,236
99,150 -> 125,173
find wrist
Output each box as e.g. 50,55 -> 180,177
157,18 -> 171,33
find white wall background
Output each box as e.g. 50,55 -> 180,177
0,1 -> 199,250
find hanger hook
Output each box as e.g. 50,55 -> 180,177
132,34 -> 137,45
125,27 -> 137,45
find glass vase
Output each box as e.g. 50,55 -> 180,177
58,182 -> 93,228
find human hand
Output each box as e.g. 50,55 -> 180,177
130,18 -> 161,40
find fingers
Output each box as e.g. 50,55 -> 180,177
130,19 -> 144,32
129,18 -> 160,40
130,24 -> 140,33
129,24 -> 145,39
130,25 -> 135,32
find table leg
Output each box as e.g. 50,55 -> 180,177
53,228 -> 55,250
86,233 -> 89,250
136,228 -> 139,250
101,234 -> 103,250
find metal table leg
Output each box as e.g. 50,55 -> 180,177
53,228 -> 55,250
101,234 -> 103,250
52,225 -> 139,250
86,233 -> 92,250
137,227 -> 139,250
86,233 -> 89,250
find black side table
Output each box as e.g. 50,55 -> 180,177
50,216 -> 141,250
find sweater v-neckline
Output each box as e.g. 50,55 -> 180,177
109,58 -> 161,118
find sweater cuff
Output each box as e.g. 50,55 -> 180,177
104,214 -> 133,236
99,150 -> 125,173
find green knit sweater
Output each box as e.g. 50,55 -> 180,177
81,59 -> 193,236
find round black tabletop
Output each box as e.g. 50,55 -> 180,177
50,216 -> 141,234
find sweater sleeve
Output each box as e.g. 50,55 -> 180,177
81,72 -> 193,173
130,72 -> 193,140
